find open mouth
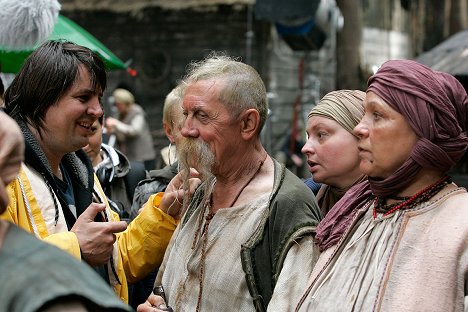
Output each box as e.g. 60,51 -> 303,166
77,120 -> 96,133
78,121 -> 93,129
307,161 -> 319,171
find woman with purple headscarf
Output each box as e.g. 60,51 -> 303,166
295,60 -> 468,311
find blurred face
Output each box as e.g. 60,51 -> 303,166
180,79 -> 240,176
83,120 -> 103,165
38,66 -> 103,157
164,104 -> 185,145
354,91 -> 419,179
0,112 -> 24,212
171,105 -> 186,145
115,101 -> 128,115
302,116 -> 362,188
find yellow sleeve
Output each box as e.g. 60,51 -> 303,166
3,177 -> 82,260
1,179 -> 22,223
43,232 -> 82,259
117,193 -> 177,284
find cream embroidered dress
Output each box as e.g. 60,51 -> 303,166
298,207 -> 403,311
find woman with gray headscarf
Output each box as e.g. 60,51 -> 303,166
296,60 -> 468,311
302,90 -> 366,217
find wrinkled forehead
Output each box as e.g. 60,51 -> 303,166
182,79 -> 224,109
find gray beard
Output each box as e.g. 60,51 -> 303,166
178,138 -> 216,215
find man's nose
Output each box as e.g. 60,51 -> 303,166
180,119 -> 199,138
88,96 -> 103,117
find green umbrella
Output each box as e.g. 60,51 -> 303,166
0,15 -> 127,73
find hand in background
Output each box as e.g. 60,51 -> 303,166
105,116 -> 118,133
291,153 -> 304,167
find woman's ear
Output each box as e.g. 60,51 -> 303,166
240,109 -> 260,140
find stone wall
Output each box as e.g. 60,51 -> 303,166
62,4 -> 338,170
63,4 -> 270,155
361,27 -> 412,73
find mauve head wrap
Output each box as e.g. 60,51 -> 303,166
315,60 -> 468,251
366,59 -> 468,196
308,90 -> 365,134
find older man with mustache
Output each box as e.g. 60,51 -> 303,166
138,54 -> 321,312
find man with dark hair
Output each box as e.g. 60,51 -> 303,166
0,109 -> 131,312
2,40 -> 183,303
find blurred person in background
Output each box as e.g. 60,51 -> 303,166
277,128 -> 307,178
130,85 -> 184,220
84,116 -> 147,221
155,86 -> 182,169
106,88 -> 156,171
128,85 -> 184,309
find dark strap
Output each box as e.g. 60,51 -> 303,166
124,161 -> 147,201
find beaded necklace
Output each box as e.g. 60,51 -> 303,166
373,175 -> 451,219
195,155 -> 267,312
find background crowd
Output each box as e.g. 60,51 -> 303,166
0,38 -> 467,312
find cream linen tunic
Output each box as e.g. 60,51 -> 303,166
298,207 -> 403,311
155,183 -> 319,312
158,191 -> 317,311
159,193 -> 271,311
296,184 -> 468,312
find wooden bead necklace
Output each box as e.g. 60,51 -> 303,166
195,154 -> 267,312
373,175 -> 451,219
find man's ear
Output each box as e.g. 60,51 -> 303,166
163,122 -> 175,143
240,109 -> 260,140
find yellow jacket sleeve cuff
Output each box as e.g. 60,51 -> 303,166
43,231 -> 82,260
149,192 -> 177,224
152,192 -> 164,208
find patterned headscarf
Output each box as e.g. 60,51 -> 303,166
308,90 -> 365,134
315,60 -> 468,251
